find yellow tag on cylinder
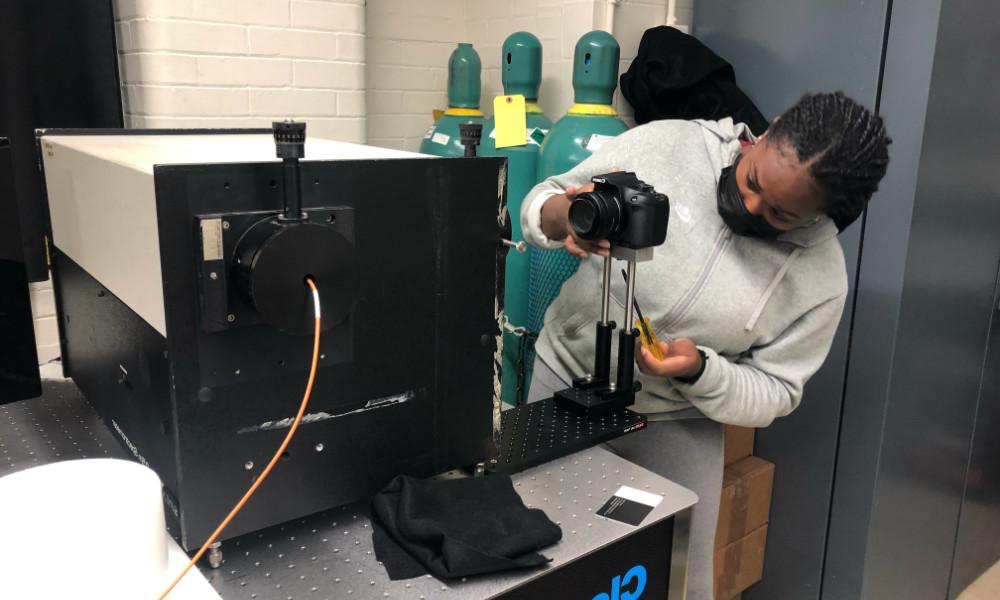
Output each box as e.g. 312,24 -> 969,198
493,94 -> 527,148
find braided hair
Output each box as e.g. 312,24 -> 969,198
767,92 -> 891,230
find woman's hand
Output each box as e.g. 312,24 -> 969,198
635,339 -> 703,379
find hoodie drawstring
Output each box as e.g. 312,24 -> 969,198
745,247 -> 802,331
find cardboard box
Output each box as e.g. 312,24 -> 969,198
714,524 -> 768,600
716,456 -> 774,548
724,425 -> 755,466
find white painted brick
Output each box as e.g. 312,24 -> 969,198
536,4 -> 561,18
124,53 -> 198,85
466,0 -> 511,21
29,288 -> 56,319
116,0 -> 139,19
337,33 -> 365,61
367,39 -> 402,65
138,115 -> 274,128
131,20 -> 248,54
32,316 -> 59,350
294,61 -> 365,89
337,90 -> 365,116
197,57 -> 292,86
124,84 -> 143,113
307,118 -> 366,143
513,0 -> 537,16
511,16 -> 536,32
367,114 -> 430,139
369,65 -> 444,91
129,85 -> 250,116
398,41 -> 456,68
401,91 -> 446,115
479,43 -> 501,69
368,14 -> 465,44
614,2 -> 664,60
535,14 -> 561,40
367,90 -> 403,113
403,137 -> 423,152
251,88 -> 338,116
369,137 -> 407,151
369,0 -> 463,18
36,344 -> 61,365
115,21 -> 133,52
292,1 -> 365,32
250,27 -> 338,59
466,19 -> 487,42
194,0 -> 290,27
485,19 -> 511,45
539,60 -> 574,116
118,0 -> 195,19
561,3 -> 597,59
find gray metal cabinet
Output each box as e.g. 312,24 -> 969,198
693,1 -> 1000,598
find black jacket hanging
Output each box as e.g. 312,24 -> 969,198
620,26 -> 769,134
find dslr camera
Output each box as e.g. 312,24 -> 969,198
568,171 -> 669,249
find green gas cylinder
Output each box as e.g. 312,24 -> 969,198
527,31 -> 628,386
420,43 -> 484,157
479,32 -> 552,406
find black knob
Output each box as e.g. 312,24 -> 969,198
273,121 -> 306,159
459,123 -> 483,157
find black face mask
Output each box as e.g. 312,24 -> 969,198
717,157 -> 784,240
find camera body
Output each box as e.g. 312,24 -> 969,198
569,171 -> 669,249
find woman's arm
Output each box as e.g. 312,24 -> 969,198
655,294 -> 846,427
520,130 -> 638,250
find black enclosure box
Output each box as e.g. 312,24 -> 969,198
0,138 -> 41,401
40,130 -> 506,549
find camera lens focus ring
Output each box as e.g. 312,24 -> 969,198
570,191 -> 622,241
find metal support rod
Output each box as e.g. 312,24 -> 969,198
501,239 -> 527,253
280,157 -> 303,221
624,260 -> 636,329
601,255 -> 612,324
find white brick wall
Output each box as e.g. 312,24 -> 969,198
365,0 -> 467,151
115,0 -> 367,141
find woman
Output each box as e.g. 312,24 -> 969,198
521,92 -> 890,599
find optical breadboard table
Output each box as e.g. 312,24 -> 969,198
0,378 -> 696,599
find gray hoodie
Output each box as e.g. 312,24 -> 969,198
521,118 -> 847,427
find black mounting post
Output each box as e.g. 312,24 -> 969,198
594,321 -> 615,383
273,121 -> 306,221
557,257 -> 642,416
459,123 -> 483,157
616,327 -> 639,393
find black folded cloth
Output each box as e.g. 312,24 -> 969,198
371,474 -> 562,580
620,25 -> 769,134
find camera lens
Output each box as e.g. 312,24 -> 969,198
570,191 -> 622,241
